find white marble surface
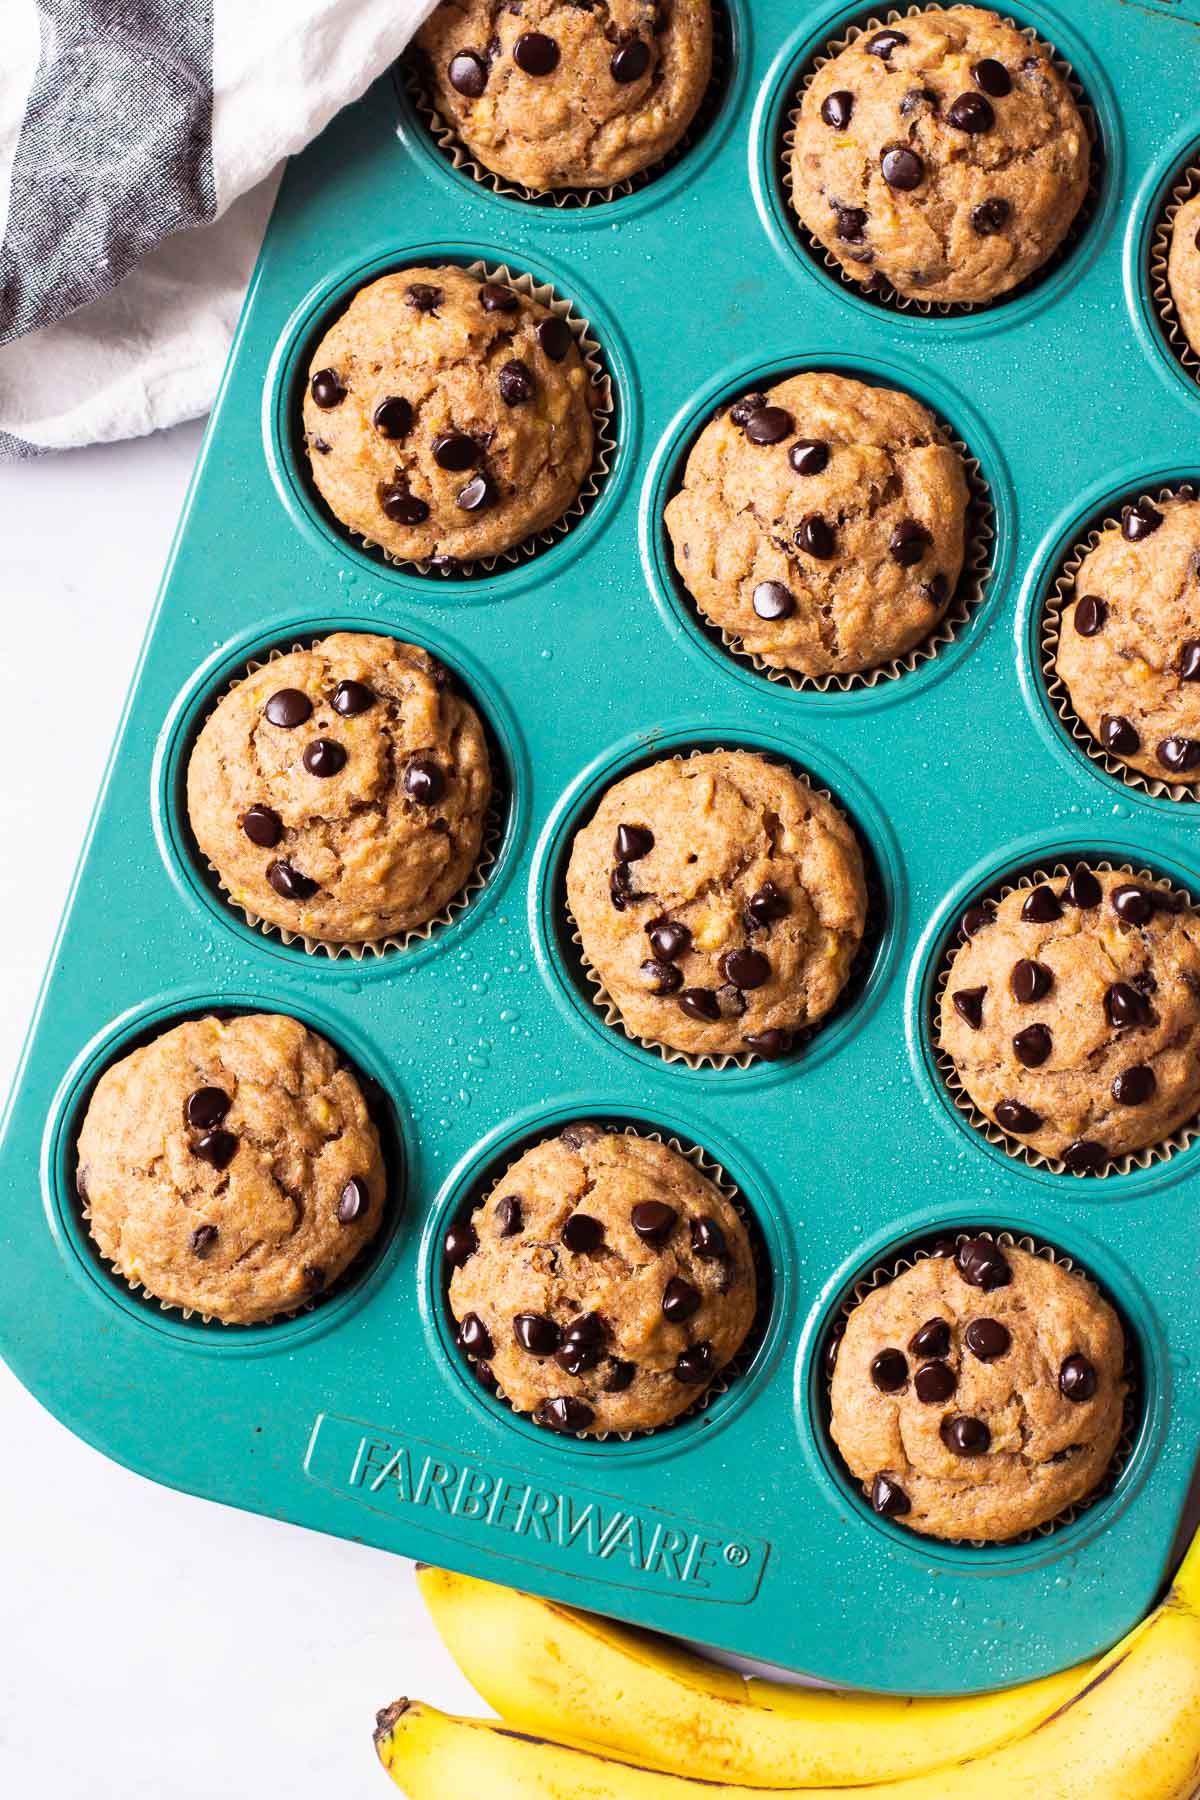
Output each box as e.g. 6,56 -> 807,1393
0,426 -> 479,1798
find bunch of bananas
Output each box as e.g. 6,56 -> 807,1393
373,1529 -> 1200,1798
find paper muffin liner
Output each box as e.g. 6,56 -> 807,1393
191,637 -> 505,960
782,5 -> 1100,318
444,1121 -> 768,1441
313,259 -> 614,578
75,1022 -> 393,1328
1041,482 -> 1200,803
567,747 -> 881,1069
1149,161 -> 1200,384
399,2 -> 730,210
696,421 -> 993,694
932,858 -> 1200,1175
823,1228 -> 1138,1546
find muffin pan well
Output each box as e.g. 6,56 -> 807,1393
5,0 -> 1200,1697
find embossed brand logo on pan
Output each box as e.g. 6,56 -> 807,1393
304,1412 -> 768,1602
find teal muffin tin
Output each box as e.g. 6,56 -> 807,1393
3,0 -> 1200,1696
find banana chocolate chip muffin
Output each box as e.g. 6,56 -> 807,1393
566,750 -> 868,1060
663,372 -> 968,680
302,264 -> 595,564
76,1013 -> 386,1324
938,866 -> 1200,1171
830,1239 -> 1127,1540
415,0 -> 711,192
187,632 -> 492,947
1166,192 -> 1200,359
790,5 -> 1089,306
1055,496 -> 1200,784
445,1122 -> 756,1434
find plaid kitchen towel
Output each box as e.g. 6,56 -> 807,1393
0,0 -> 436,458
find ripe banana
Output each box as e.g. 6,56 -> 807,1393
413,1563 -> 1092,1786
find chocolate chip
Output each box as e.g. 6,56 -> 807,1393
647,918 -> 691,961
881,146 -> 924,190
338,1177 -> 369,1224
796,513 -> 835,558
871,1349 -> 908,1392
1021,884 -> 1062,923
1060,1353 -> 1097,1401
960,899 -> 995,939
403,758 -> 446,805
674,1342 -> 713,1384
890,519 -> 931,566
405,283 -> 443,312
444,1222 -> 478,1267
720,947 -> 770,989
941,1416 -> 991,1458
952,985 -> 986,1029
662,1276 -> 701,1323
743,1028 -> 792,1059
611,38 -> 650,81
972,57 -> 1012,96
1112,883 -> 1155,925
821,90 -> 854,128
1113,1064 -> 1156,1105
473,1360 -> 499,1394
193,1129 -> 237,1171
744,406 -> 793,445
1157,736 -> 1200,774
610,861 -> 649,911
899,85 -> 937,116
562,1212 -> 604,1253
560,1121 -> 603,1150
753,579 -> 795,620
310,369 -> 346,408
640,958 -> 682,1000
380,479 -> 430,525
914,1360 -> 956,1403
947,92 -> 994,132
836,205 -> 868,243
457,472 -> 497,512
537,317 -> 572,361
1180,641 -> 1200,681
909,1318 -> 950,1359
689,1220 -> 728,1267
373,396 -> 412,439
1097,713 -> 1141,760
964,1318 -> 1010,1362
1063,1139 -> 1106,1173
715,982 -> 745,1019
971,197 -> 1011,235
310,438 -> 330,455
332,679 -> 374,717
514,1312 -> 561,1356
615,823 -> 654,861
1122,500 -> 1164,541
870,1474 -> 911,1517
924,573 -> 951,608
678,988 -> 720,1022
183,1221 -> 219,1264
433,432 -> 480,472
956,1238 -> 1011,1290
187,1087 -> 230,1130
537,1396 -> 594,1432
266,860 -> 317,901
448,49 -> 488,96
303,738 -> 346,778
479,280 -> 518,311
823,1320 -> 846,1379
995,1097 -> 1042,1133
514,30 -> 560,73
631,1200 -> 677,1248
1063,866 -> 1101,909
493,1196 -> 523,1238
1106,981 -> 1152,1028
498,359 -> 535,404
1010,958 -> 1052,1003
729,392 -> 767,427
866,28 -> 908,57
605,1358 -> 636,1392
556,1313 -> 606,1375
305,1259 -> 328,1289
1013,1022 -> 1052,1067
1073,594 -> 1107,637
457,1313 -> 494,1359
264,688 -> 311,729
746,882 -> 789,928
788,438 -> 830,476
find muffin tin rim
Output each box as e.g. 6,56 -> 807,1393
639,344 -> 1014,711
1124,119 -> 1200,408
528,717 -> 905,1085
748,0 -> 1124,337
792,1209 -> 1167,1571
260,237 -> 640,601
40,986 -> 412,1356
418,1092 -> 794,1463
905,829 -> 1200,1196
150,608 -> 530,977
